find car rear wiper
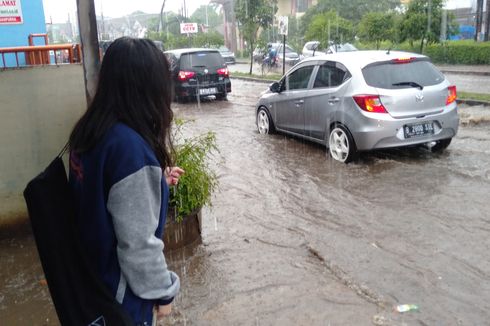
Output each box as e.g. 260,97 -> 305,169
392,81 -> 424,90
192,65 -> 207,68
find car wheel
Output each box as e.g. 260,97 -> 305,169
216,92 -> 228,101
328,124 -> 357,163
428,138 -> 452,153
257,107 -> 274,134
176,95 -> 188,103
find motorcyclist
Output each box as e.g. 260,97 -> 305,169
266,43 -> 277,66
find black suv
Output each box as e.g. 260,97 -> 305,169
165,48 -> 232,102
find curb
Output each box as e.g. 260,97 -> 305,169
231,76 -> 276,84
440,69 -> 490,76
457,98 -> 490,106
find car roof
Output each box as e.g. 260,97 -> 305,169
304,41 -> 320,46
300,50 -> 427,69
164,48 -> 220,58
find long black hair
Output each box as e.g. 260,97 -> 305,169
69,37 -> 174,168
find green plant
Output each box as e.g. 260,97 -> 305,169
169,119 -> 219,222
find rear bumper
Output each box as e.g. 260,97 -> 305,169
350,105 -> 459,150
175,79 -> 231,97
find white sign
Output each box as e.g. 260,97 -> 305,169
278,16 -> 288,36
0,0 -> 23,24
180,23 -> 198,34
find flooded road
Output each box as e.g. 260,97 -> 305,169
1,79 -> 490,325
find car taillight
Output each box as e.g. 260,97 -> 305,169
217,67 -> 229,77
353,95 -> 388,113
446,85 -> 457,105
178,71 -> 195,81
392,57 -> 415,64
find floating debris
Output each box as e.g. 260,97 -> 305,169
394,304 -> 419,313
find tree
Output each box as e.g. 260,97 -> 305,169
192,31 -> 225,48
300,0 -> 401,34
286,15 -> 302,53
235,0 -> 277,74
304,11 -> 354,47
358,12 -> 399,49
400,0 -> 458,52
190,4 -> 222,29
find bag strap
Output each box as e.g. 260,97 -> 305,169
57,142 -> 69,158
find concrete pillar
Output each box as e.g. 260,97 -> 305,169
76,0 -> 100,103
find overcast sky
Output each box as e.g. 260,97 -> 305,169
42,0 -> 478,24
42,0 -> 210,23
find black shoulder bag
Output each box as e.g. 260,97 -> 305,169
23,146 -> 134,326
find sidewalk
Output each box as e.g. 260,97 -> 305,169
436,64 -> 490,76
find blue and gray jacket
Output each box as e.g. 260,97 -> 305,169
69,123 -> 180,325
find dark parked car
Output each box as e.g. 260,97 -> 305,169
270,43 -> 302,66
165,48 -> 232,102
218,46 -> 236,64
253,46 -> 265,62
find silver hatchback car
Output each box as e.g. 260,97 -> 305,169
256,50 -> 459,163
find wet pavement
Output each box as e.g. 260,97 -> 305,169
1,79 -> 490,325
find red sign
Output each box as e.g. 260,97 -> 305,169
180,23 -> 198,34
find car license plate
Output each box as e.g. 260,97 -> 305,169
199,87 -> 217,95
403,122 -> 434,138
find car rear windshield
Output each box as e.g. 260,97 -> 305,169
180,52 -> 224,69
362,60 -> 445,90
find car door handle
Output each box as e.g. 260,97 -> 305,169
295,100 -> 304,107
328,97 -> 340,104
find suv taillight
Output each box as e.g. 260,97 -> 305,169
217,67 -> 229,77
353,95 -> 388,113
178,71 -> 196,81
446,85 -> 457,105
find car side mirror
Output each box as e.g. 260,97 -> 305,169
269,82 -> 281,93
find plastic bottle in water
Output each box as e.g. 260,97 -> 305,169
395,304 -> 419,313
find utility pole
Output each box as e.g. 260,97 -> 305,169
484,0 -> 490,41
427,0 -> 432,36
205,4 -> 209,27
475,0 -> 484,41
158,0 -> 166,33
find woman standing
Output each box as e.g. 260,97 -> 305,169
68,37 -> 182,325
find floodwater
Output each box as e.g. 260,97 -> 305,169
1,79 -> 490,325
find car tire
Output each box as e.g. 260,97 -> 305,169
176,95 -> 189,103
216,92 -> 228,101
428,138 -> 452,153
256,107 -> 275,134
328,124 -> 357,163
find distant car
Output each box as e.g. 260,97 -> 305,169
153,40 -> 165,52
164,48 -> 231,102
256,51 -> 459,163
253,47 -> 265,62
302,41 -> 324,57
302,41 -> 357,58
270,43 -> 302,66
218,46 -> 236,64
327,42 -> 357,53
99,40 -> 113,57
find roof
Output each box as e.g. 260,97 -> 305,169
164,48 -> 220,58
301,50 -> 427,69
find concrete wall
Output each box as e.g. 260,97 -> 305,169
0,0 -> 47,67
0,64 -> 86,226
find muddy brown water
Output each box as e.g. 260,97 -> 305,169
1,79 -> 490,325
